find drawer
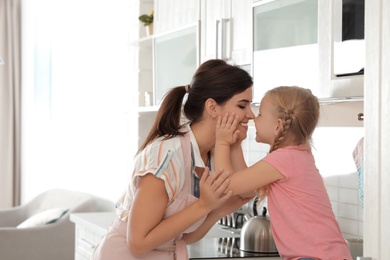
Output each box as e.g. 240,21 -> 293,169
75,251 -> 90,260
75,226 -> 105,258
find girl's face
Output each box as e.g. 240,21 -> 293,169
254,95 -> 281,144
218,87 -> 255,140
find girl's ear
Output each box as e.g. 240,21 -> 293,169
205,98 -> 219,118
274,118 -> 283,135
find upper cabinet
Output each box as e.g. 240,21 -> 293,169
154,0 -> 200,34
252,0 -> 319,102
200,0 -> 252,65
252,0 -> 365,103
317,0 -> 364,100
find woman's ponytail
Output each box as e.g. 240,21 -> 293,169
137,86 -> 187,153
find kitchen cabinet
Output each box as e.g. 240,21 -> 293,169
317,0 -> 364,99
134,1 -> 201,147
364,0 -> 390,258
252,0 -> 319,103
154,0 -> 252,65
70,212 -> 116,260
252,0 -> 364,103
70,212 -> 280,260
154,0 -> 200,34
200,0 -> 252,65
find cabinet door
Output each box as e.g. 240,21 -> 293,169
317,0 -> 364,99
230,0 -> 252,65
155,0 -> 200,34
252,0 -> 319,102
200,0 -> 230,62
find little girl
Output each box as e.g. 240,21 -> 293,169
215,86 -> 352,260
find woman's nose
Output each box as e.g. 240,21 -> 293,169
247,108 -> 255,119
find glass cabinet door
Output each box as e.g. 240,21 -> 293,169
253,0 -> 318,51
333,0 -> 365,76
252,0 -> 319,102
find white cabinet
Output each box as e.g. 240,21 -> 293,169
154,0 -> 200,34
230,0 -> 252,65
200,0 -> 252,65
70,212 -> 116,260
317,0 -> 364,99
152,0 -> 252,65
252,0 -> 319,102
252,0 -> 364,103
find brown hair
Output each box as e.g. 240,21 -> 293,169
137,59 -> 253,153
258,86 -> 320,200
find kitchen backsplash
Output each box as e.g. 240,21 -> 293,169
241,126 -> 363,240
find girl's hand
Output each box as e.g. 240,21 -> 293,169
198,167 -> 233,212
216,113 -> 240,147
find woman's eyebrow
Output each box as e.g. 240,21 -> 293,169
238,99 -> 251,103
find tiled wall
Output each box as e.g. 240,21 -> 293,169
324,173 -> 363,239
241,127 -> 363,239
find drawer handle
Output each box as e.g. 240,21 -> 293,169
78,238 -> 96,250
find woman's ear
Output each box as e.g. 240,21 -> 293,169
205,98 -> 219,118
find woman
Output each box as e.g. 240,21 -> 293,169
92,59 -> 256,259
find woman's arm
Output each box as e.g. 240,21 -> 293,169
127,167 -> 232,255
182,194 -> 251,244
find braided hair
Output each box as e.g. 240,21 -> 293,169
258,86 -> 320,200
268,86 -> 319,152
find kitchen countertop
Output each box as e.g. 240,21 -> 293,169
70,212 -> 280,259
188,224 -> 281,259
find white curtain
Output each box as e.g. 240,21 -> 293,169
0,0 -> 21,208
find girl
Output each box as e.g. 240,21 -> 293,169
215,86 -> 352,260
92,59 -> 255,259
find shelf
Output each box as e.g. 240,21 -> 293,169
251,96 -> 364,107
318,96 -> 364,105
128,36 -> 153,47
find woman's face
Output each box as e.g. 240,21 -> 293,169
219,87 -> 255,140
253,95 -> 280,144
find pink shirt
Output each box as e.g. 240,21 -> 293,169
263,145 -> 352,260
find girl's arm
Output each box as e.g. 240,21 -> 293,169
215,113 -> 240,175
127,167 -> 232,255
215,114 -> 284,197
230,139 -> 247,172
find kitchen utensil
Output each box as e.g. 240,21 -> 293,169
239,197 -> 278,253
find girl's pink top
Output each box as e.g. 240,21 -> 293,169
262,145 -> 352,260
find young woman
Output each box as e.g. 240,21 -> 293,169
92,59 -> 255,259
215,86 -> 352,260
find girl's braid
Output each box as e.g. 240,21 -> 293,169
270,110 -> 293,152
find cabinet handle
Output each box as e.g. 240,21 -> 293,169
221,18 -> 231,60
78,238 -> 96,250
216,19 -> 220,59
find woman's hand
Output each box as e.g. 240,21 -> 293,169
216,113 -> 240,147
214,195 -> 253,219
198,167 -> 233,212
